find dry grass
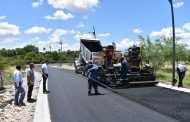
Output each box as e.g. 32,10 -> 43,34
156,62 -> 190,87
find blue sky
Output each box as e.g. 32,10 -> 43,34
0,0 -> 190,51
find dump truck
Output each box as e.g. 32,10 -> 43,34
74,38 -> 103,75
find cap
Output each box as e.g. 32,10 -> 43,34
29,63 -> 35,67
98,65 -> 103,69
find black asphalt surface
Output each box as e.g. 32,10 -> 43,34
116,85 -> 190,122
46,67 -> 179,122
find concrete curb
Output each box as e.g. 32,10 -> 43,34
156,82 -> 190,93
33,79 -> 51,122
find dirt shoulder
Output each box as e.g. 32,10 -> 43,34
0,71 -> 42,122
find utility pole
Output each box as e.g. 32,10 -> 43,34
168,0 -> 176,85
49,44 -> 51,52
89,26 -> 96,38
60,38 -> 63,67
43,47 -> 46,53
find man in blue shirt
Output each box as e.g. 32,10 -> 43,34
120,57 -> 128,79
87,65 -> 103,96
13,65 -> 26,106
42,60 -> 50,94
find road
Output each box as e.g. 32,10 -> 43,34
46,67 -> 179,122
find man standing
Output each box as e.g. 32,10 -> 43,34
26,63 -> 36,102
87,65 -> 103,96
13,65 -> 25,106
120,57 -> 128,79
177,64 -> 187,88
42,60 -> 50,94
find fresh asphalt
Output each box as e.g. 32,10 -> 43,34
46,67 -> 179,122
116,85 -> 190,122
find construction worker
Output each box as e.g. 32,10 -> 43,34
120,57 -> 128,79
88,60 -> 97,69
177,64 -> 187,87
87,65 -> 103,96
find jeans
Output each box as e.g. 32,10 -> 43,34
27,83 -> 34,100
42,74 -> 48,92
88,79 -> 98,93
178,72 -> 185,87
14,85 -> 25,104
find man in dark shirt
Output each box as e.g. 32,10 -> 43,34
26,63 -> 36,102
87,65 -> 103,96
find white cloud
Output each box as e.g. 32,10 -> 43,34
150,22 -> 190,48
0,22 -> 20,36
63,42 -> 79,51
45,10 -> 74,20
173,1 -> 184,8
49,29 -> 70,43
32,0 -> 44,8
97,33 -> 111,37
73,32 -> 93,40
150,31 -> 160,37
150,27 -> 185,38
83,15 -> 88,19
0,16 -> 6,19
70,30 -> 76,34
57,42 -> 79,51
48,0 -> 99,13
183,23 -> 190,31
77,22 -> 85,28
116,38 -> 136,50
0,37 -> 19,43
25,26 -> 52,34
133,28 -> 142,34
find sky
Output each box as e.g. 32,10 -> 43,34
0,0 -> 190,52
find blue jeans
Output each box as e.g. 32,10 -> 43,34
88,79 -> 98,93
14,85 -> 25,104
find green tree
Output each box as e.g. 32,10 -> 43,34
24,52 -> 36,61
35,53 -> 45,63
23,45 -> 39,53
0,58 -> 6,90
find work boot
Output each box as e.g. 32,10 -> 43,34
88,91 -> 91,96
95,90 -> 101,95
19,102 -> 26,107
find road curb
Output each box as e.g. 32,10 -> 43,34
33,79 -> 51,122
156,82 -> 190,93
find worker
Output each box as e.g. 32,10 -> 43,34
87,65 -> 103,96
177,64 -> 187,88
120,57 -> 128,79
88,60 -> 97,69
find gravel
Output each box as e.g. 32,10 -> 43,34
0,71 -> 41,122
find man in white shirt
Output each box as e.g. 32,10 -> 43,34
13,65 -> 26,106
177,64 -> 187,87
42,60 -> 50,94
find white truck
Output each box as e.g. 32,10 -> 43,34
74,38 -> 103,75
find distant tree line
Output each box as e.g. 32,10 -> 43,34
0,45 -> 79,65
0,45 -> 79,89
